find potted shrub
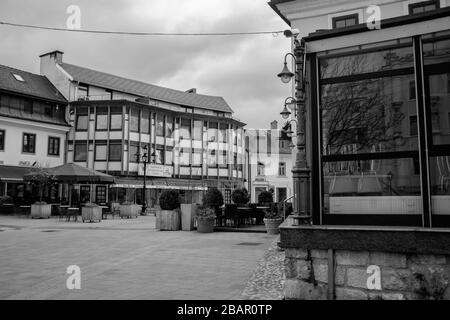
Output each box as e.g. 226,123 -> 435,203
197,188 -> 223,233
156,190 -> 181,231
263,204 -> 283,235
231,188 -> 249,206
258,190 -> 273,205
27,166 -> 54,219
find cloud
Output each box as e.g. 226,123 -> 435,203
0,0 -> 292,129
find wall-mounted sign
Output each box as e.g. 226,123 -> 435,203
138,164 -> 173,177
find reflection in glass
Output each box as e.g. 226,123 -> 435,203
427,74 -> 450,145
321,75 -> 418,155
430,157 -> 450,215
323,158 -> 422,215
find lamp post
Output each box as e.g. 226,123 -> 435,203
278,37 -> 311,225
135,145 -> 152,215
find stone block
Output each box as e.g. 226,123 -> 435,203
284,279 -> 327,300
285,248 -> 308,259
381,292 -> 405,300
284,258 -> 297,279
382,268 -> 411,291
336,250 -> 369,266
335,287 -> 368,300
409,265 -> 450,299
409,254 -> 447,266
335,266 -> 346,286
370,252 -> 407,268
313,261 -> 328,283
296,259 -> 312,280
311,249 -> 328,259
346,267 -> 369,289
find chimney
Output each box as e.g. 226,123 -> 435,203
186,88 -> 197,94
270,120 -> 278,129
39,50 -> 64,64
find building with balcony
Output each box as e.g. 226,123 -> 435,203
270,0 -> 450,300
245,120 -> 294,203
40,51 -> 246,206
0,64 -> 69,202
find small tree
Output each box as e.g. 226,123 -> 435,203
26,166 -> 55,203
159,190 -> 181,210
232,188 -> 249,205
258,191 -> 273,204
203,188 -> 224,208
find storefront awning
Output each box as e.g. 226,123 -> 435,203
0,165 -> 31,182
112,178 -> 207,191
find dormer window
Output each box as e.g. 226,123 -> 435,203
12,73 -> 25,82
332,14 -> 359,29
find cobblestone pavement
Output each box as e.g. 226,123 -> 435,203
239,237 -> 285,300
0,215 -> 278,300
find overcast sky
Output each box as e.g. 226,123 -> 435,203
0,0 -> 292,129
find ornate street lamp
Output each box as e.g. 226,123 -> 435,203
278,37 -> 311,226
135,144 -> 151,215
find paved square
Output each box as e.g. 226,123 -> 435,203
0,215 -> 277,300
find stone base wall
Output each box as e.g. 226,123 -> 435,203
284,248 -> 450,300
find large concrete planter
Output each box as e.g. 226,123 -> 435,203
156,209 -> 181,231
82,205 -> 102,223
263,218 -> 283,235
30,204 -> 52,219
197,216 -> 215,233
119,204 -> 140,219
181,204 -> 197,231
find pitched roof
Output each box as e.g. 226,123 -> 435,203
59,63 -> 234,113
0,64 -> 67,103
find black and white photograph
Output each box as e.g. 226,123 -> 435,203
1,0 -> 450,308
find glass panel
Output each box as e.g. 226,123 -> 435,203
74,142 -> 87,161
165,147 -> 173,165
130,109 -> 139,132
165,115 -> 173,138
95,144 -> 107,161
0,130 -> 4,150
423,38 -> 450,65
321,75 -> 418,155
76,115 -> 88,131
208,149 -> 217,167
219,123 -> 227,143
179,148 -> 190,165
192,149 -> 202,165
427,74 -> 450,145
193,120 -> 202,141
110,113 -> 122,130
141,110 -> 150,134
430,156 -> 450,215
218,150 -> 227,167
23,134 -> 35,153
109,143 -> 122,161
155,145 -> 164,164
96,114 -> 108,130
323,158 -> 422,215
320,44 -> 413,79
208,122 -> 218,142
156,114 -> 164,136
129,143 -> 139,163
180,119 -> 191,140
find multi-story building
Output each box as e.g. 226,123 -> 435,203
40,50 -> 246,206
0,64 -> 69,201
245,120 -> 293,203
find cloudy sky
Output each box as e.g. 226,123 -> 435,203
0,0 -> 292,129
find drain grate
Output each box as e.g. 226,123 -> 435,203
236,242 -> 263,246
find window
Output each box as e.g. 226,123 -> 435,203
208,122 -> 218,142
180,119 -> 191,140
96,186 -> 107,204
155,145 -> 164,164
257,162 -> 265,176
193,120 -> 203,141
22,133 -> 36,153
95,143 -> 107,161
165,146 -> 173,165
74,141 -> 87,161
219,123 -> 227,143
96,107 -> 108,131
80,185 -> 90,203
218,150 -> 227,167
279,162 -> 286,176
208,149 -> 217,167
48,137 -> 60,156
332,14 -> 359,29
409,0 -> 439,14
141,110 -> 150,134
129,142 -> 140,163
110,107 -> 122,130
180,148 -> 190,165
24,100 -> 33,114
12,73 -> 24,82
0,130 -> 4,151
109,142 -> 122,161
77,84 -> 89,99
76,114 -> 88,131
165,115 -> 174,138
409,80 -> 416,100
410,115 -> 418,136
192,149 -> 202,166
130,108 -> 140,132
156,114 -> 164,136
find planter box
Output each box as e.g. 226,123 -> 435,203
181,204 -> 197,231
197,217 -> 215,233
156,209 -> 181,231
119,204 -> 141,218
31,204 -> 52,219
264,218 -> 282,235
82,206 -> 102,222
